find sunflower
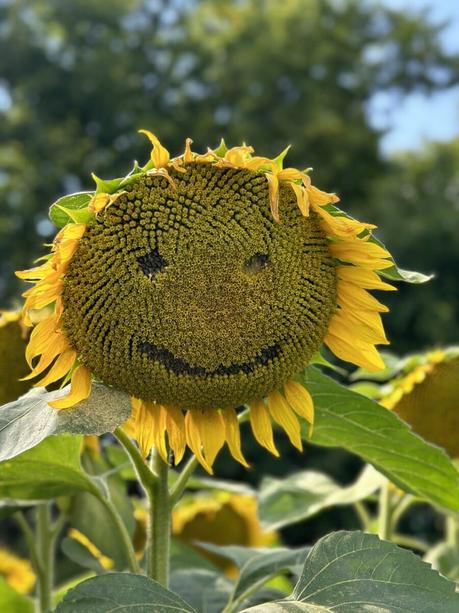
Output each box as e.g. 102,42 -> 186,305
0,310 -> 30,404
380,349 -> 459,458
17,131 -> 396,472
0,548 -> 36,594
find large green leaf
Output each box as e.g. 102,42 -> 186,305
0,579 -> 34,613
242,531 -> 459,612
56,573 -> 197,612
0,435 -> 97,500
301,366 -> 459,512
0,385 -> 131,462
199,543 -> 309,605
258,465 -> 384,530
170,569 -> 232,613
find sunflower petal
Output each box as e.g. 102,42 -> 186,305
222,408 -> 249,467
185,410 -> 213,474
265,173 -> 280,222
34,349 -> 77,387
284,380 -> 314,426
267,391 -> 303,451
164,405 -> 186,465
249,399 -> 279,457
49,365 -> 92,409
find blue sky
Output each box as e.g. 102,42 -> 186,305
371,0 -> 459,154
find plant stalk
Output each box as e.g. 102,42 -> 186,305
97,494 -> 140,573
36,503 -> 54,613
147,448 -> 171,586
378,481 -> 393,541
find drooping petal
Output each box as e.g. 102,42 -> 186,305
284,380 -> 314,426
222,408 -> 249,467
185,410 -> 212,474
337,281 -> 389,313
49,365 -> 92,409
249,399 -> 279,457
34,349 -> 77,387
289,182 -> 310,217
164,405 -> 186,465
265,173 -> 280,222
267,391 -> 303,451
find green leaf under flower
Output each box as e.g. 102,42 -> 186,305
49,192 -> 93,228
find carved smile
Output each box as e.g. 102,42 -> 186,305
138,340 -> 280,376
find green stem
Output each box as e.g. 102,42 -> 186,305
115,427 -> 157,489
148,448 -> 171,586
169,455 -> 199,505
391,494 -> 415,529
392,534 -> 429,552
353,501 -> 372,531
446,515 -> 459,549
97,494 -> 140,574
378,481 -> 393,541
15,512 -> 42,577
36,504 -> 54,613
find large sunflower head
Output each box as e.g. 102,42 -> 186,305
17,131 -> 397,472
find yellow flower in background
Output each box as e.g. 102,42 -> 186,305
17,131 -> 397,472
172,492 -> 276,574
381,349 -> 459,458
0,310 -> 30,404
0,548 -> 36,594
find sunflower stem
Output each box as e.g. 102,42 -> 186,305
97,494 -> 140,574
147,448 -> 171,586
36,503 -> 54,613
378,481 -> 393,541
114,427 -> 158,489
169,455 -> 199,505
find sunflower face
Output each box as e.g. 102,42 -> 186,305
18,131 -> 398,472
62,164 -> 336,410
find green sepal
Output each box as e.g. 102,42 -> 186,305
272,144 -> 291,170
49,192 -> 93,228
91,173 -> 124,195
213,138 -> 228,157
310,351 -> 346,375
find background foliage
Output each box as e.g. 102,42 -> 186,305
1,0 -> 458,352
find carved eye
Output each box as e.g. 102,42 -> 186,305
244,252 -> 269,275
137,248 -> 167,278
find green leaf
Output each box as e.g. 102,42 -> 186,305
258,465 -> 384,530
242,603 -> 326,612
199,543 -> 309,603
0,434 -> 97,500
170,569 -> 232,613
56,573 -> 197,612
301,366 -> 459,512
242,531 -> 459,613
213,138 -> 228,157
380,265 -> 433,284
0,384 -> 132,462
49,192 -> 93,228
61,537 -> 107,574
0,578 -> 34,613
171,539 -> 219,573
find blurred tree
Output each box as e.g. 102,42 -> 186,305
370,139 -> 459,352
0,0 -> 457,350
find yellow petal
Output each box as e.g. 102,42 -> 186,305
183,138 -> 194,163
55,223 -> 86,243
164,405 -> 186,465
328,310 -> 389,346
153,405 -> 168,463
337,266 -> 396,291
307,185 -> 340,206
330,240 -> 392,269
195,410 -> 225,467
337,281 -> 389,313
89,193 -> 110,214
124,398 -> 156,458
16,261 -> 54,281
34,349 -> 77,387
267,391 -> 303,452
68,528 -> 114,570
249,399 -> 279,457
265,173 -> 280,222
325,333 -> 385,371
49,365 -> 92,409
139,129 -> 170,168
289,183 -> 310,217
26,329 -> 69,369
284,380 -> 314,426
222,408 -> 249,467
185,410 -> 212,474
